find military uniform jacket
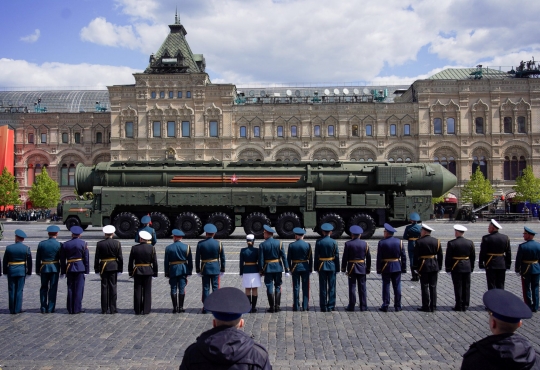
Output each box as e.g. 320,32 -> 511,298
135,225 -> 157,246
128,242 -> 158,277
239,246 -> 260,275
413,235 -> 442,273
479,231 -> 511,270
196,237 -> 225,275
376,237 -> 406,274
287,240 -> 313,274
164,241 -> 193,277
3,241 -> 32,277
259,237 -> 289,273
341,238 -> 371,275
515,239 -> 540,276
445,236 -> 475,273
36,238 -> 62,274
60,238 -> 90,274
403,223 -> 422,249
315,235 -> 339,272
94,238 -> 123,274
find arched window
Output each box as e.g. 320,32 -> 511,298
352,125 -> 359,137
518,116 -> 527,133
475,117 -> 484,134
314,125 -> 321,137
433,118 -> 442,134
504,156 -> 527,180
472,156 -> 487,178
447,118 -> 455,134
350,149 -> 375,162
240,126 -> 246,138
365,125 -> 372,136
277,126 -> 284,137
503,117 -> 512,133
434,155 -> 456,175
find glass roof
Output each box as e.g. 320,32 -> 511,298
0,90 -> 110,113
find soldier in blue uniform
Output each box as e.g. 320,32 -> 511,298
195,224 -> 225,313
135,215 -> 157,246
287,228 -> 313,311
403,212 -> 421,281
3,229 -> 32,314
258,224 -> 289,313
413,223 -> 443,312
461,289 -> 540,369
94,225 -> 123,314
515,226 -> 540,312
341,225 -> 371,311
445,225 -> 475,311
239,234 -> 262,313
315,223 -> 340,312
376,223 -> 407,312
36,225 -> 62,313
164,229 -> 193,313
128,230 -> 158,315
60,226 -> 90,314
479,219 -> 511,290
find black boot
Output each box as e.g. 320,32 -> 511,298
251,296 -> 258,313
275,291 -> 281,312
171,293 -> 178,314
266,293 -> 275,313
178,294 -> 185,313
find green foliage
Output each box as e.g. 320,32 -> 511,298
28,170 -> 61,209
0,167 -> 21,211
513,166 -> 540,203
432,192 -> 448,205
461,168 -> 494,207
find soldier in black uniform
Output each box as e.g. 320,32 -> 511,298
445,225 -> 475,311
461,289 -> 540,369
479,219 -> 511,290
413,223 -> 443,312
94,225 -> 123,314
128,230 -> 158,315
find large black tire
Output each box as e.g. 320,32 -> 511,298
243,212 -> 270,239
318,213 -> 345,239
206,212 -> 233,238
113,212 -> 140,239
150,212 -> 171,238
81,225 -> 89,231
174,212 -> 202,238
276,212 -> 301,239
65,216 -> 81,231
348,213 -> 376,239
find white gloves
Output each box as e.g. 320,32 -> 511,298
285,272 -> 290,277
515,272 -> 521,276
219,272 -> 225,277
446,272 -> 451,275
197,273 -> 202,277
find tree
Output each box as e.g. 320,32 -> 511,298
28,169 -> 61,209
513,166 -> 540,203
461,167 -> 494,207
432,192 -> 448,205
0,167 -> 21,211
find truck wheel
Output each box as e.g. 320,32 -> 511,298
65,216 -> 81,231
113,212 -> 140,239
276,212 -> 301,239
318,213 -> 345,239
243,212 -> 270,239
81,225 -> 88,231
348,213 -> 376,239
150,212 -> 171,238
206,212 -> 233,238
174,212 -> 202,238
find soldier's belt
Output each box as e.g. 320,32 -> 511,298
202,259 -> 218,263
348,259 -> 365,263
419,255 -> 435,259
319,257 -> 334,261
485,253 -> 504,267
170,261 -> 187,265
290,260 -> 308,273
67,258 -> 82,263
244,262 -> 257,266
451,257 -> 470,271
8,262 -> 25,265
100,258 -> 117,275
381,258 -> 399,273
132,263 -> 151,275
265,259 -> 279,263
521,260 -> 539,275
408,238 -> 418,241
418,255 -> 435,272
39,260 -> 59,272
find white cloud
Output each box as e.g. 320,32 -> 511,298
20,29 -> 40,43
114,0 -> 160,21
0,58 -> 138,89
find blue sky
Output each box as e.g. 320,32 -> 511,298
1,0 -> 539,89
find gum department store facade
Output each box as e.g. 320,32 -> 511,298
1,16 -> 539,210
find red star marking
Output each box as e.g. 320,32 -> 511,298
231,174 -> 238,184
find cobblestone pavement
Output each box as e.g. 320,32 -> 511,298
0,220 -> 539,369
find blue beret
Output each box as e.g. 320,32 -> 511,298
263,225 -> 276,233
172,229 -> 185,237
141,215 -> 151,224
321,223 -> 334,232
14,229 -> 27,238
383,223 -> 396,234
70,226 -> 83,235
293,227 -> 306,235
349,225 -> 363,235
524,226 -> 537,235
204,224 -> 218,233
204,287 -> 251,321
483,289 -> 532,323
47,225 -> 60,233
409,212 -> 421,222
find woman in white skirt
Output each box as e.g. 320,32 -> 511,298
239,234 -> 261,313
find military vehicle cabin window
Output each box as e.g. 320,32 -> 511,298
447,118 -> 455,134
151,91 -> 156,99
153,121 -> 161,137
62,133 -> 68,143
366,125 -> 372,136
503,117 -> 512,133
41,133 -> 47,143
314,125 -> 321,137
186,91 -> 191,98
167,121 -> 175,137
169,91 -> 174,99
291,125 -> 297,137
404,124 -> 410,136
28,133 -> 34,144
209,121 -> 218,137
390,124 -> 396,136
253,126 -> 260,137
328,125 -> 335,136
177,91 -> 182,98
475,117 -> 484,134
74,133 -> 81,143
125,122 -> 134,138
160,91 -> 165,98
518,116 -> 526,133
240,126 -> 247,137
96,132 -> 102,143
352,125 -> 359,136
182,121 -> 190,137
277,126 -> 283,137
433,118 -> 442,134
